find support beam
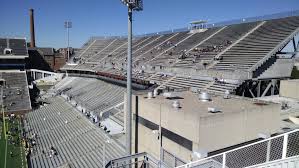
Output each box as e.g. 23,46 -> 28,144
293,37 -> 297,51
33,71 -> 36,80
271,79 -> 277,95
249,89 -> 256,98
261,81 -> 272,97
257,81 -> 261,97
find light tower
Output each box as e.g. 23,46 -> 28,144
119,0 -> 143,156
64,21 -> 72,62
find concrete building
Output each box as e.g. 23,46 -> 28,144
127,91 -> 280,163
280,79 -> 299,99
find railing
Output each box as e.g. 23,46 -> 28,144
162,149 -> 186,167
245,155 -> 299,168
106,152 -> 171,168
176,129 -> 299,168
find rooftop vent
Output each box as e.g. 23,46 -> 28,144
147,92 -> 153,99
199,92 -> 211,102
163,92 -> 180,98
192,150 -> 208,160
190,87 -> 199,93
223,90 -> 231,99
208,107 -> 221,113
172,100 -> 180,109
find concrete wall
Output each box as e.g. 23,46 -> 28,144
198,104 -> 279,152
280,80 -> 299,99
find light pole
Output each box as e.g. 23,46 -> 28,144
1,87 -> 6,140
152,103 -> 162,167
102,138 -> 111,168
64,21 -> 72,62
119,0 -> 143,156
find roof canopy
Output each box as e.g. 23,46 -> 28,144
190,20 -> 208,25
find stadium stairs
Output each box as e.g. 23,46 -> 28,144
257,58 -> 294,79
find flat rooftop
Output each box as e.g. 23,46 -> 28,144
139,91 -> 276,117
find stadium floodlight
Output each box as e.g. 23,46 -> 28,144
64,21 -> 72,62
119,0 -> 143,156
120,0 -> 143,11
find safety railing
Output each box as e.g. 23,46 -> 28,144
176,129 -> 299,168
106,152 -> 171,168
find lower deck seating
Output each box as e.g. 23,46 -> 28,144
54,77 -> 125,116
25,96 -> 125,168
206,81 -> 240,94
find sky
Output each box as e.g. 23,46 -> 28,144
0,0 -> 298,49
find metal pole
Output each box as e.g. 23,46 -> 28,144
103,143 -> 106,168
67,24 -> 70,62
282,133 -> 288,159
1,87 -> 6,140
159,104 -> 162,168
222,153 -> 226,168
126,7 -> 133,156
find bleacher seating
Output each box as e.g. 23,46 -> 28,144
75,39 -> 115,61
146,31 -> 191,66
213,16 -> 299,71
206,81 -> 240,94
133,34 -> 174,63
164,76 -> 212,90
54,77 -> 125,117
87,38 -> 127,62
25,96 -> 125,168
173,22 -> 260,68
61,15 -> 299,96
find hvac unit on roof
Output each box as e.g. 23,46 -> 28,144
190,87 -> 199,93
172,100 -> 180,109
223,90 -> 231,99
208,107 -> 221,113
163,92 -> 178,98
199,92 -> 211,102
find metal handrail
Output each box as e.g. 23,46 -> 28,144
176,129 -> 299,168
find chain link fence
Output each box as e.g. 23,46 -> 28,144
177,129 -> 299,168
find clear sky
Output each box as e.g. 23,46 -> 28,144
0,0 -> 298,48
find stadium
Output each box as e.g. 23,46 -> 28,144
1,0 -> 299,168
